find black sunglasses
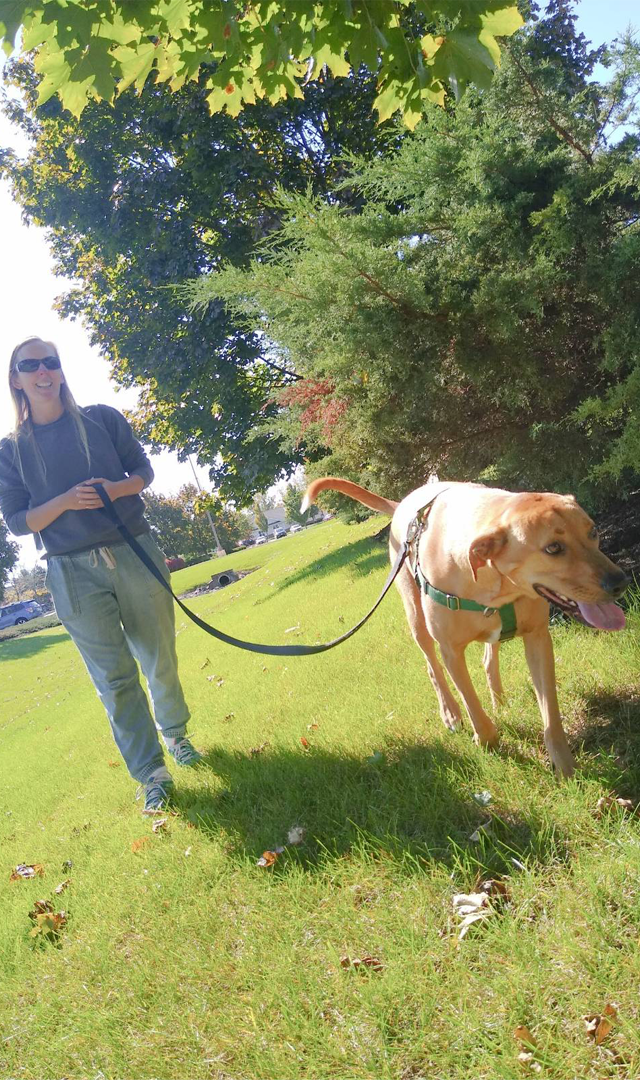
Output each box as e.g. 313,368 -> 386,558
15,355 -> 62,373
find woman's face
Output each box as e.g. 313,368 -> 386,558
11,339 -> 65,407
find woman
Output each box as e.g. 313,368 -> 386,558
0,336 -> 202,813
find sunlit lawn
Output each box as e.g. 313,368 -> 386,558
1,519 -> 640,1079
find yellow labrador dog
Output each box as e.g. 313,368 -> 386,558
302,478 -> 628,776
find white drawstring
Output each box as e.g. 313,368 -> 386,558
88,546 -> 117,570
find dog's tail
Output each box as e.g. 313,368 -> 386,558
301,476 -> 398,516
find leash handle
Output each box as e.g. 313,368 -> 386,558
92,483 -> 408,657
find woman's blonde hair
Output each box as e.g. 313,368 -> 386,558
8,336 -> 92,480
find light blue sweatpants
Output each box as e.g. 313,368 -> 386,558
45,533 -> 190,783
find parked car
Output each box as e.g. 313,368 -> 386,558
274,527 -> 288,539
255,534 -> 267,545
0,600 -> 44,629
289,523 -> 303,533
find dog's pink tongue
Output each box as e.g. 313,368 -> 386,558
577,601 -> 626,630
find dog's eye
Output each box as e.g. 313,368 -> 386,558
544,542 -> 565,555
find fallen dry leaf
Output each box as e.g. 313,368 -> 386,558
28,899 -> 53,919
131,837 -> 150,854
300,737 -> 310,751
107,760 -> 121,768
10,863 -> 45,882
340,955 -> 384,973
595,795 -> 636,818
514,1025 -> 536,1047
249,742 -> 268,756
29,910 -> 67,940
584,1003 -> 618,1044
256,847 -> 284,868
54,879 -> 71,895
477,877 -> 511,902
184,846 -> 192,857
151,818 -> 168,833
307,722 -> 319,730
223,712 -> 235,723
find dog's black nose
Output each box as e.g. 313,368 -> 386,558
601,569 -> 630,598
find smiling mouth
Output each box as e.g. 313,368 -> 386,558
533,584 -> 625,631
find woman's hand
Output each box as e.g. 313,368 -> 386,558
26,478 -> 128,533
63,479 -> 117,511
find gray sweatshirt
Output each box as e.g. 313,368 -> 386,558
0,405 -> 154,557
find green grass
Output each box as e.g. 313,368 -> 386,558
1,519 -> 640,1080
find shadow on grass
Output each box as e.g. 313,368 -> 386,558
0,631 -> 70,660
176,737 -> 568,880
252,534 -> 389,608
574,688 -> 640,793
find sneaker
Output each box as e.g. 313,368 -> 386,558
137,775 -> 175,815
165,736 -> 203,767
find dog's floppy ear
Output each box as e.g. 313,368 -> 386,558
468,530 -> 507,581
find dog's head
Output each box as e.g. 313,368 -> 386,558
468,492 -> 628,630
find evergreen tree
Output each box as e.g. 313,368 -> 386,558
191,8 -> 640,509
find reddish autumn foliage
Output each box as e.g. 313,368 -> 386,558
279,379 -> 349,444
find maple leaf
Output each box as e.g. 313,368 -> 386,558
29,910 -> 67,940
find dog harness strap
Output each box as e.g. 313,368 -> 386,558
413,560 -> 517,642
496,602 -> 517,640
91,483 -> 437,657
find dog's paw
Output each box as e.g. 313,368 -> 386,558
472,725 -> 499,750
440,709 -> 462,732
545,734 -> 575,779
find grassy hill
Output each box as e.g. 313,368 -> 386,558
1,518 -> 640,1079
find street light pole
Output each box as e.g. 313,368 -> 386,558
187,456 -> 226,557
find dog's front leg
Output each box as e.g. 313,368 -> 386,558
483,643 -> 505,709
522,627 -> 575,778
438,643 -> 499,748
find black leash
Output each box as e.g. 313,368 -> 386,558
92,483 -> 411,657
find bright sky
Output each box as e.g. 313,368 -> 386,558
0,0 -> 637,568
